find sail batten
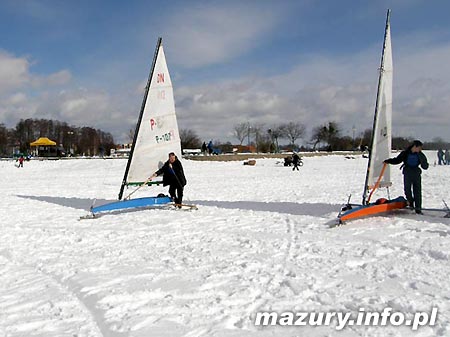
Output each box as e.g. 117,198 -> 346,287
118,38 -> 181,200
363,9 -> 393,204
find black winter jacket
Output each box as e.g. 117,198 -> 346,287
155,158 -> 187,187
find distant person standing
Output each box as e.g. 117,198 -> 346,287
17,155 -> 24,168
201,142 -> 207,155
437,149 -> 445,165
445,149 -> 450,165
292,153 -> 301,171
207,140 -> 213,155
149,152 -> 187,206
384,140 -> 429,214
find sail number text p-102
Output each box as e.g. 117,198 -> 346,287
155,130 -> 175,144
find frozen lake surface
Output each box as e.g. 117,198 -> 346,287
1,151 -> 449,336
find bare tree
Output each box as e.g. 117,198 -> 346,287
358,128 -> 372,151
325,121 -> 340,148
310,125 -> 326,150
0,123 -> 8,156
267,126 -> 283,153
280,122 -> 306,148
256,133 -> 273,153
128,128 -> 135,144
250,123 -> 265,152
233,122 -> 249,145
180,128 -> 201,150
310,121 -> 340,150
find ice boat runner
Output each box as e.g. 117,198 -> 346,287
337,10 -> 407,224
88,37 -> 183,217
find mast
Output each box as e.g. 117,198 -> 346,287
362,9 -> 391,205
118,37 -> 162,200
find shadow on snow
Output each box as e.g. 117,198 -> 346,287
15,195 -> 450,226
16,194 -> 340,217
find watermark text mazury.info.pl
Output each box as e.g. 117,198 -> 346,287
254,307 -> 438,330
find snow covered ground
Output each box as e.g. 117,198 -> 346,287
1,151 -> 449,337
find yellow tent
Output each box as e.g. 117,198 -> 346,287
30,137 -> 57,147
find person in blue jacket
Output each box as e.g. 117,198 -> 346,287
384,140 -> 429,214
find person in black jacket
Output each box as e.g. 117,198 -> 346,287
292,153 -> 301,171
384,140 -> 429,214
149,152 -> 187,206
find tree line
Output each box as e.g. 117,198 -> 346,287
180,121 -> 450,153
228,121 -> 366,152
3,118 -> 447,157
0,118 -> 115,157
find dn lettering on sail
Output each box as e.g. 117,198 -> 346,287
157,73 -> 165,83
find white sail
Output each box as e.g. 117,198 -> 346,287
119,38 -> 181,198
364,10 -> 393,202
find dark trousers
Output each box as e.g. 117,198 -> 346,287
169,184 -> 184,205
403,170 -> 422,211
292,164 -> 300,171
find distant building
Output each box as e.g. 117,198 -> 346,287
111,144 -> 132,157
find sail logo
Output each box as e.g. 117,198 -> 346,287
157,73 -> 165,83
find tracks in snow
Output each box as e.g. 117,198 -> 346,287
0,248 -> 124,337
189,213 -> 300,336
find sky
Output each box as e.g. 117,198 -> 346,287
1,0 -> 450,145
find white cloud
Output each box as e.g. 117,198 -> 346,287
173,48 -> 380,143
174,30 -> 450,144
7,92 -> 27,105
177,81 -> 297,142
0,51 -> 30,92
0,51 -> 72,93
0,51 -> 76,128
39,89 -> 116,126
164,3 -> 284,68
44,70 -> 72,86
0,50 -> 141,142
392,34 -> 450,138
